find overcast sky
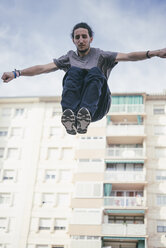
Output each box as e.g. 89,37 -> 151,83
0,0 -> 166,97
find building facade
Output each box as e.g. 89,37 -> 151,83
0,93 -> 166,248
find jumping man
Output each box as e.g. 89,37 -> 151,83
1,22 -> 166,135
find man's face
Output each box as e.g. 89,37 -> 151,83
73,28 -> 93,54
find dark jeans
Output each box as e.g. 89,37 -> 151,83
61,66 -> 111,122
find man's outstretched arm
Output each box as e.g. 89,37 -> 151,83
1,62 -> 58,83
115,48 -> 166,62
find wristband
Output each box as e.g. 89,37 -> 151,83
12,69 -> 21,78
146,50 -> 151,59
12,70 -> 17,78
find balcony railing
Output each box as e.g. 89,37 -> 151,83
107,124 -> 145,136
104,196 -> 145,207
109,104 -> 144,114
102,223 -> 146,236
106,147 -> 144,158
105,171 -> 146,181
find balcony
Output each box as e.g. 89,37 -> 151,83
104,196 -> 145,207
109,104 -> 145,114
107,124 -> 145,136
102,223 -> 146,236
106,147 -> 145,159
105,171 -> 146,182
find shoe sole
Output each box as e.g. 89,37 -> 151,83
61,109 -> 77,135
77,108 -> 91,134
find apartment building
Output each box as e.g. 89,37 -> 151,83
0,93 -> 166,248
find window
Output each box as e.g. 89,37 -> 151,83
47,148 -> 59,160
1,108 -> 11,117
54,219 -> 66,230
71,236 -> 85,240
108,215 -> 144,224
0,245 -> 11,248
7,148 -> 19,159
155,148 -> 166,157
157,220 -> 166,232
50,127 -> 61,137
75,183 -> 102,198
156,170 -> 166,181
106,163 -> 143,171
71,236 -> 100,240
154,125 -> 166,135
60,170 -> 72,182
0,128 -> 8,137
37,246 -> 49,248
57,194 -> 70,206
92,159 -> 103,162
110,190 -> 143,197
36,246 -> 48,248
0,193 -> 11,205
0,218 -> 7,231
39,218 -> 51,230
45,170 -> 57,182
79,159 -> 90,163
109,144 -> 142,148
72,209 -> 102,225
26,245 -> 34,248
62,148 -> 73,159
78,159 -> 103,163
81,136 -> 103,140
42,193 -> 54,206
3,170 -> 15,181
135,164 -> 143,171
157,195 -> 166,205
11,127 -> 22,137
52,246 -> 64,248
14,108 -> 24,117
0,148 -> 4,158
52,108 -> 61,117
153,105 -> 165,115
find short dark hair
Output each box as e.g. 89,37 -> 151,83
71,22 -> 94,38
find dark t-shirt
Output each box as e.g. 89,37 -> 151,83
53,47 -> 118,79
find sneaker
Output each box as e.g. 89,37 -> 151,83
77,107 -> 91,134
61,109 -> 77,135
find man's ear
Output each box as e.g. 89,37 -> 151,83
90,37 -> 93,43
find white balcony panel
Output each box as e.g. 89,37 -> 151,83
106,148 -> 144,158
70,240 -> 101,248
77,139 -> 105,149
105,171 -> 145,182
104,197 -> 145,207
70,210 -> 101,225
109,104 -> 144,114
102,223 -> 146,236
77,163 -> 105,173
107,125 -> 144,136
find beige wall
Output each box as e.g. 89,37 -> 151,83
69,224 -> 101,236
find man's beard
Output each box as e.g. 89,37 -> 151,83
77,46 -> 90,54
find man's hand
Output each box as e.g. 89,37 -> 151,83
116,47 -> 166,62
1,72 -> 15,83
157,48 -> 166,58
1,63 -> 59,83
